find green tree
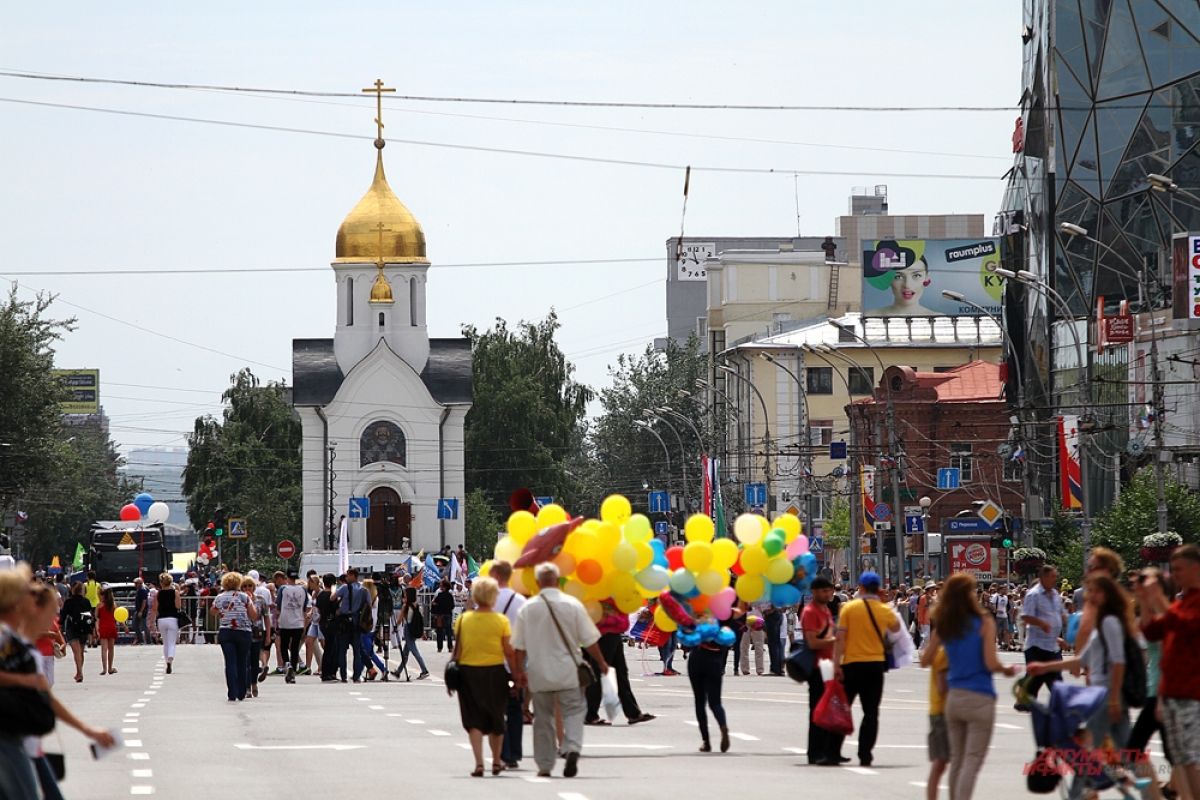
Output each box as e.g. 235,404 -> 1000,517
1090,468 -> 1200,573
18,427 -> 141,567
0,287 -> 74,515
182,369 -> 301,565
463,313 -> 592,510
823,497 -> 851,551
587,336 -> 711,514
464,488 -> 502,562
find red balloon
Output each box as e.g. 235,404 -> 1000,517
666,546 -> 684,571
689,594 -> 710,615
731,550 -> 745,576
119,503 -> 141,521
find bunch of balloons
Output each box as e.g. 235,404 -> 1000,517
118,492 -> 171,526
486,494 -> 818,631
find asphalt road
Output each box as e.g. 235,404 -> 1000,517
45,641 -> 1149,799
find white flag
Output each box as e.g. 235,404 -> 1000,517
337,518 -> 350,576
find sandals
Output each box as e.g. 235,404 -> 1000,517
471,765 -> 484,778
492,762 -> 504,775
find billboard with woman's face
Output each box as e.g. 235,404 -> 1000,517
861,238 -> 1002,318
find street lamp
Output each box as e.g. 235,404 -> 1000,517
645,409 -> 690,512
717,363 -> 774,511
918,495 -> 932,580
757,351 -> 813,539
634,419 -> 675,508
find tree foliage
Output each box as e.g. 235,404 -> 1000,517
823,497 -> 851,551
464,488 -> 502,562
1090,468 -> 1200,573
0,287 -> 74,513
182,369 -> 301,563
463,313 -> 592,512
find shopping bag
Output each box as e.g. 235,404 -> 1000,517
813,678 -> 854,736
600,670 -> 621,721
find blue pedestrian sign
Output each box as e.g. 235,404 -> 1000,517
654,521 -> 669,537
829,441 -> 847,460
874,502 -> 893,522
937,467 -> 962,490
905,513 -> 926,534
809,536 -> 824,555
744,483 -> 768,508
348,497 -> 370,519
647,491 -> 670,514
437,498 -> 459,520
535,496 -> 555,509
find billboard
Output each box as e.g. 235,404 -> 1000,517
53,369 -> 99,414
1171,232 -> 1200,320
946,536 -> 994,581
862,238 -> 1002,317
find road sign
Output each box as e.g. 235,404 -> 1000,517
647,491 -> 670,514
875,520 -> 892,531
348,497 -> 370,519
654,521 -> 669,536
744,483 -> 767,507
976,500 -> 1004,527
944,517 -> 993,533
937,467 -> 961,490
829,441 -> 847,460
948,537 -> 993,578
277,539 -> 296,559
535,496 -> 555,509
809,536 -> 824,555
905,513 -> 925,534
228,518 -> 247,539
437,498 -> 459,520
874,502 -> 893,522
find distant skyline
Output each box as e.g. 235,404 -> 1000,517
1,3 -> 1020,454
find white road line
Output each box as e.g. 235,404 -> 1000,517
130,787 -> 155,795
125,740 -> 143,748
128,753 -> 150,761
355,697 -> 371,701
122,728 -> 139,734
909,782 -> 949,790
782,747 -> 807,755
131,703 -> 146,708
895,689 -> 913,693
386,713 -> 404,718
125,712 -> 140,717
683,720 -> 698,726
845,766 -> 878,776
523,776 -> 552,784
729,733 -> 759,741
131,769 -> 153,778
348,691 -> 361,695
406,719 -> 425,725
233,744 -> 364,751
995,722 -> 1023,730
143,691 -> 157,695
428,730 -> 451,736
558,792 -> 589,800
585,744 -> 672,750
368,705 -> 385,710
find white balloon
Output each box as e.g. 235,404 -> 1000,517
146,501 -> 170,524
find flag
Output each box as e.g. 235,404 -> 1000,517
1058,415 -> 1083,510
337,517 -> 350,576
71,543 -> 84,571
711,456 -> 727,539
467,554 -> 480,580
860,465 -> 877,535
423,554 -> 441,590
701,453 -> 713,517
449,552 -> 463,585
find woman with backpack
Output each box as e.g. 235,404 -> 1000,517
391,587 -> 430,680
1028,574 -> 1143,795
431,580 -> 456,653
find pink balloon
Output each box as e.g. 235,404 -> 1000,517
709,587 -> 737,620
785,535 -> 809,559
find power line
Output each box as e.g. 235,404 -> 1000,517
0,257 -> 661,277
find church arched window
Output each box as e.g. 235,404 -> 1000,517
360,421 -> 406,467
378,312 -> 385,328
346,278 -> 354,326
410,277 -> 418,326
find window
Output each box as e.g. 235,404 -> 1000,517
848,366 -> 875,395
346,278 -> 354,326
696,316 -> 708,339
806,367 -> 833,394
360,421 -> 407,467
378,312 -> 385,328
950,443 -> 973,483
410,277 -> 419,326
809,420 -> 834,446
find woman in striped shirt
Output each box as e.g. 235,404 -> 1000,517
212,572 -> 259,702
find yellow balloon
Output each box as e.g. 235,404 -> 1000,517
624,514 -> 652,543
695,569 -> 727,596
520,567 -> 538,596
765,556 -> 795,584
600,494 -> 633,525
507,510 -> 538,545
736,574 -> 765,603
711,538 -> 739,571
615,592 -> 644,614
612,541 -> 638,573
684,514 -> 715,544
563,579 -> 587,600
609,571 -> 637,598
596,521 -> 622,552
653,605 -> 678,632
566,529 -> 599,560
114,606 -> 129,624
478,560 -> 493,578
584,600 -> 603,623
494,535 -> 522,564
734,513 -> 765,545
537,504 -> 569,527
682,541 -> 714,572
637,583 -> 660,599
773,514 -> 801,543
633,541 -> 653,571
740,544 -> 769,576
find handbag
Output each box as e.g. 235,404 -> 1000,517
863,599 -> 896,672
0,686 -> 56,737
545,600 -> 595,689
445,633 -> 462,695
813,678 -> 854,736
784,623 -> 824,683
44,729 -> 66,780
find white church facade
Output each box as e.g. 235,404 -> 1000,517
293,119 -> 471,554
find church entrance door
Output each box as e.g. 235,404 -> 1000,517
366,487 -> 410,550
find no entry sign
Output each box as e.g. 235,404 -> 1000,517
277,539 -> 296,560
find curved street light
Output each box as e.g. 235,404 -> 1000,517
717,364 -> 773,510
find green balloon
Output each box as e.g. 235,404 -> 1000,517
763,529 -> 785,557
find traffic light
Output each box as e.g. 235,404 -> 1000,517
213,507 -> 227,538
883,535 -> 897,557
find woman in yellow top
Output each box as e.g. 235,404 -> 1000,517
452,576 -> 521,777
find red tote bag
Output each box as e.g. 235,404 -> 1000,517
813,678 -> 854,736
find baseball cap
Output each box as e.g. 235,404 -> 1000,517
247,569 -> 260,582
859,571 -> 882,590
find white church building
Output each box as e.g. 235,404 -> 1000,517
293,128 -> 471,554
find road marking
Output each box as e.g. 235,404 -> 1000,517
845,766 -> 878,776
558,793 -> 590,800
122,728 -> 139,734
125,740 -> 143,747
131,703 -> 146,709
143,691 -> 157,695
125,712 -> 140,717
386,714 -> 404,718
782,747 -> 807,755
683,720 -> 698,726
131,769 -> 153,778
348,691 -> 361,695
368,705 -> 385,710
406,719 -> 425,725
130,787 -> 155,795
128,753 -> 150,761
995,723 -> 1023,730
729,732 -> 759,741
356,697 -> 371,701
909,782 -> 949,790
233,744 -> 365,751
428,730 -> 451,736
585,744 -> 672,750
523,776 -> 551,784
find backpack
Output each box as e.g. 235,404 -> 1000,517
1099,616 -> 1147,709
406,605 -> 424,638
356,588 -> 374,633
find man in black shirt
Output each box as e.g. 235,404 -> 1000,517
315,574 -> 339,681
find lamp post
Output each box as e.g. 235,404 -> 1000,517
718,363 -> 774,512
826,321 -> 907,586
758,351 -> 813,537
634,419 -> 675,510
645,410 -> 690,513
918,495 -> 932,581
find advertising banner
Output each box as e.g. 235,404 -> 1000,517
860,465 -> 876,535
53,369 -> 100,414
1172,232 -> 1200,320
862,238 -> 1002,317
1058,415 -> 1083,510
947,536 -> 994,581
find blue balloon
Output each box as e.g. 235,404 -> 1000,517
771,583 -> 802,606
716,628 -> 736,647
1064,611 -> 1082,646
799,553 -> 818,575
678,631 -> 702,648
650,539 -> 668,568
133,492 -> 154,516
697,621 -> 719,639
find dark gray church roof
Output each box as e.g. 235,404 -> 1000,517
292,338 -> 473,407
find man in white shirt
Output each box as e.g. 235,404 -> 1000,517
491,561 -> 527,770
513,563 -> 609,779
273,571 -> 310,684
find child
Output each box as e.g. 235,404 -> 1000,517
921,644 -> 949,800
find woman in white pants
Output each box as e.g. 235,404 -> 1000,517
152,572 -> 181,674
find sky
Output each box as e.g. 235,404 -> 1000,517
0,2 -> 1021,456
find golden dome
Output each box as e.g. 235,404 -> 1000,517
369,267 -> 393,304
335,152 -> 427,263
